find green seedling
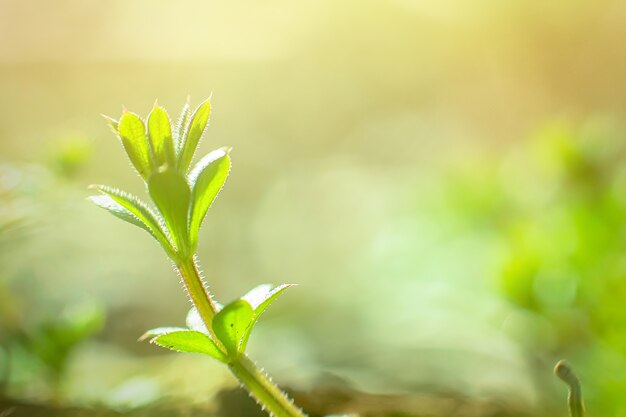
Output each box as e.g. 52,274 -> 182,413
554,360 -> 586,417
91,98 -> 307,417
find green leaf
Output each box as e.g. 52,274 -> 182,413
188,148 -> 231,249
28,304 -> 104,377
92,185 -> 174,255
186,307 -> 208,334
148,168 -> 191,256
175,99 -> 191,154
179,99 -> 211,173
147,105 -> 176,169
149,329 -> 226,362
240,284 -> 294,352
101,114 -> 119,134
212,299 -> 253,357
89,194 -> 152,235
139,326 -> 186,341
244,283 -> 295,313
118,112 -> 152,179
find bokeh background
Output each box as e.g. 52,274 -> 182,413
2,1 -> 626,416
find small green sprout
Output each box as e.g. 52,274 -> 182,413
554,360 -> 586,417
91,98 -> 307,417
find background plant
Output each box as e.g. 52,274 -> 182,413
0,163 -> 103,401
436,121 -> 626,415
555,360 -> 586,417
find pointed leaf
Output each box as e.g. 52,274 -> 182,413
244,283 -> 295,313
241,284 -> 273,309
118,112 -> 152,179
148,105 -> 176,169
240,284 -> 294,352
93,185 -> 173,254
102,115 -> 119,134
175,99 -> 191,154
89,194 -> 152,235
189,148 -> 231,248
139,326 -> 186,341
179,99 -> 211,173
148,168 -> 191,255
212,299 -> 253,357
150,329 -> 226,362
186,307 -> 208,334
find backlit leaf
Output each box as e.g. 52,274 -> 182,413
179,99 -> 211,173
147,105 -> 176,169
139,327 -> 186,341
148,168 -> 191,256
212,299 -> 253,357
118,112 -> 152,179
93,185 -> 173,255
102,115 -> 119,134
175,99 -> 191,154
186,307 -> 208,334
149,329 -> 226,362
89,194 -> 151,236
188,148 -> 231,249
240,284 -> 294,352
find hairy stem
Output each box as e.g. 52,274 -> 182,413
177,256 -> 307,417
230,354 -> 307,417
554,360 -> 586,417
176,257 -> 219,334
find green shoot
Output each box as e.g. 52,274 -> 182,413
90,98 -> 306,417
554,360 -> 586,417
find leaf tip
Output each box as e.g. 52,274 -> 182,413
198,97 -> 211,109
138,332 -> 152,342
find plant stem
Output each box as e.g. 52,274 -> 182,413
230,354 -> 307,417
554,360 -> 586,417
176,257 -> 219,334
177,256 -> 307,417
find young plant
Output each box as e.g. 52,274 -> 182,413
91,98 -> 307,417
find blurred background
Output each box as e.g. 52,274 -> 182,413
2,1 -> 626,416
